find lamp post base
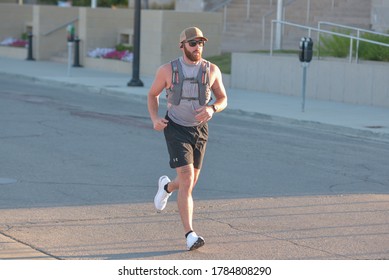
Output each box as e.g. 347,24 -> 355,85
127,78 -> 144,87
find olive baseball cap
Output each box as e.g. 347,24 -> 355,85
179,27 -> 208,43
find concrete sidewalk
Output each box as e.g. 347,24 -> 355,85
0,56 -> 389,260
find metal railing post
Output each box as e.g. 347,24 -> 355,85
356,29 -> 360,63
349,37 -> 353,63
246,0 -> 250,20
317,22 -> 321,60
223,5 -> 227,32
306,0 -> 311,24
262,16 -> 266,45
270,20 -> 274,55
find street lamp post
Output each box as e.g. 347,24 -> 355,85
128,0 -> 144,87
275,0 -> 283,50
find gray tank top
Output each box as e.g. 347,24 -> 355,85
167,57 -> 211,127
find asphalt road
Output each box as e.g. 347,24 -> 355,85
0,77 -> 388,260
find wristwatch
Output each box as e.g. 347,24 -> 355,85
211,104 -> 218,113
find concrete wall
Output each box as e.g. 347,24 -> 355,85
231,53 -> 389,108
175,0 -> 204,12
79,7 -> 135,66
0,4 -> 222,76
81,8 -> 222,75
0,3 -> 32,40
33,5 -> 79,60
371,0 -> 389,32
79,7 -> 134,53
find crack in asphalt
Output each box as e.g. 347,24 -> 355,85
20,180 -> 151,189
203,216 -> 351,259
0,230 -> 62,260
0,134 -> 44,140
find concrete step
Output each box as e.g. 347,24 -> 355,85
211,0 -> 372,52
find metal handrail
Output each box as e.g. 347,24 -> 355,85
270,19 -> 389,63
42,17 -> 79,37
207,0 -> 232,12
317,21 -> 389,62
262,9 -> 275,44
318,21 -> 389,38
212,0 -> 271,33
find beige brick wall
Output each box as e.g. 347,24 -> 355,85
0,4 -> 223,75
33,5 -> 79,60
0,3 -> 33,41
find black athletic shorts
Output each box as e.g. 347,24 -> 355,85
164,115 -> 208,169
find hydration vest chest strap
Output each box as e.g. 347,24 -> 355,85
168,58 -> 210,106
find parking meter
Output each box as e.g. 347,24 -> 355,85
299,37 -> 305,62
299,37 -> 314,112
67,24 -> 75,42
299,37 -> 313,63
304,37 -> 313,62
66,24 -> 75,76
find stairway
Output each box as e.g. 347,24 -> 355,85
282,0 -> 372,49
210,0 -> 372,52
219,0 -> 276,52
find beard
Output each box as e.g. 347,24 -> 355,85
184,45 -> 202,62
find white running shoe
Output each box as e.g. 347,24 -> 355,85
154,175 -> 171,211
186,232 -> 205,251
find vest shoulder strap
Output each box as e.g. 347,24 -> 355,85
200,60 -> 210,85
168,58 -> 211,106
171,58 -> 182,84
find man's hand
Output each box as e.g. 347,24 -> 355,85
152,117 -> 169,131
195,106 -> 214,123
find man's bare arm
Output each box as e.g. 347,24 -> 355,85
147,65 -> 170,131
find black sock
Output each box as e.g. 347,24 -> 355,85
164,183 -> 171,193
185,230 -> 193,238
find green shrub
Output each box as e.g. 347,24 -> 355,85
318,29 -> 352,58
37,0 -> 175,7
358,32 -> 389,62
115,44 -> 133,52
149,1 -> 175,10
318,28 -> 389,61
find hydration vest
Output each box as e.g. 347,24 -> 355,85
166,58 -> 211,106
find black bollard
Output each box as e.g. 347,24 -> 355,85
26,32 -> 35,61
73,37 -> 82,67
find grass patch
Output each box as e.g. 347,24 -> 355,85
359,33 -> 389,62
318,29 -> 353,57
205,50 -> 299,74
205,53 -> 232,74
318,29 -> 389,61
206,33 -> 389,75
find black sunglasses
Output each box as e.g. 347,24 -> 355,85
187,40 -> 205,47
